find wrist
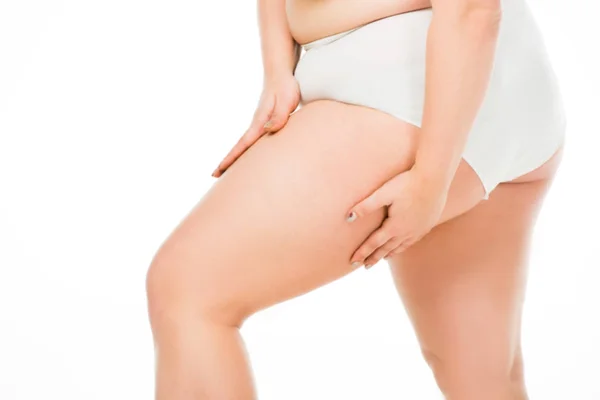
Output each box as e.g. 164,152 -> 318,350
263,70 -> 295,88
410,164 -> 452,195
263,44 -> 300,84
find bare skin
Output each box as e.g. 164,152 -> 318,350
147,99 -> 563,399
286,0 -> 433,45
146,1 -> 564,399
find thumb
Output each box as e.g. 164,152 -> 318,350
346,183 -> 394,223
249,96 -> 275,136
264,96 -> 290,134
265,113 -> 289,134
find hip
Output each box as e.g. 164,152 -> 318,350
293,2 -> 566,132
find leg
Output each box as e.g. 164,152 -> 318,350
386,167 -> 560,399
145,99 -> 487,400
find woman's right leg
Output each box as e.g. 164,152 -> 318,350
145,99 -> 482,399
146,99 -> 416,399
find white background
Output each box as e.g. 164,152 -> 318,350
0,1 -> 598,399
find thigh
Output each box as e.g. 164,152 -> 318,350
147,99 -> 484,326
148,99 -> 414,323
386,177 -> 556,374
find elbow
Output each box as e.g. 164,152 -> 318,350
453,0 -> 503,40
460,0 -> 503,30
435,0 -> 502,34
459,0 -> 502,13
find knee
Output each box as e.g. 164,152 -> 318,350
145,244 -> 251,330
421,347 -> 525,399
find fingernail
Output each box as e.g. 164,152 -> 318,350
346,211 -> 357,223
351,261 -> 363,268
264,120 -> 273,130
364,263 -> 373,269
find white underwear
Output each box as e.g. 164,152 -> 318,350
293,1 -> 566,199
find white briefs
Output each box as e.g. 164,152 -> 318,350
293,0 -> 566,199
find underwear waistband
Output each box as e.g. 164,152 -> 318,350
300,26 -> 361,51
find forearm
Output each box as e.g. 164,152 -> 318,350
257,0 -> 300,82
412,1 -> 502,192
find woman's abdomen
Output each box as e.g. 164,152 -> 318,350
286,0 -> 432,45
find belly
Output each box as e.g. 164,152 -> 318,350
286,0 -> 432,45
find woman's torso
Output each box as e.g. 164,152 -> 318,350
286,0 -> 432,45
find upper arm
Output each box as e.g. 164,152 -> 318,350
430,0 -> 502,18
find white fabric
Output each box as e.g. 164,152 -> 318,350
293,1 -> 566,199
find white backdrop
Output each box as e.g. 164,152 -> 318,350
0,1 -> 598,399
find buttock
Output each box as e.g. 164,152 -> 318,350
293,2 -> 567,200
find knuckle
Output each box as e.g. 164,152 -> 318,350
367,193 -> 381,207
357,201 -> 374,217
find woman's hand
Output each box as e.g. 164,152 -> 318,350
211,74 -> 301,178
346,168 -> 449,269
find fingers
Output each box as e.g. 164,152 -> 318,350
349,218 -> 396,268
212,132 -> 256,178
264,112 -> 288,134
363,236 -> 404,268
249,94 -> 276,135
383,245 -> 404,259
349,215 -> 423,269
345,171 -> 434,268
264,96 -> 291,134
212,95 -> 275,177
346,184 -> 396,269
385,236 -> 420,258
346,184 -> 393,222
350,230 -> 417,269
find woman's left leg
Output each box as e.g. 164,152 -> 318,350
386,173 -> 558,400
